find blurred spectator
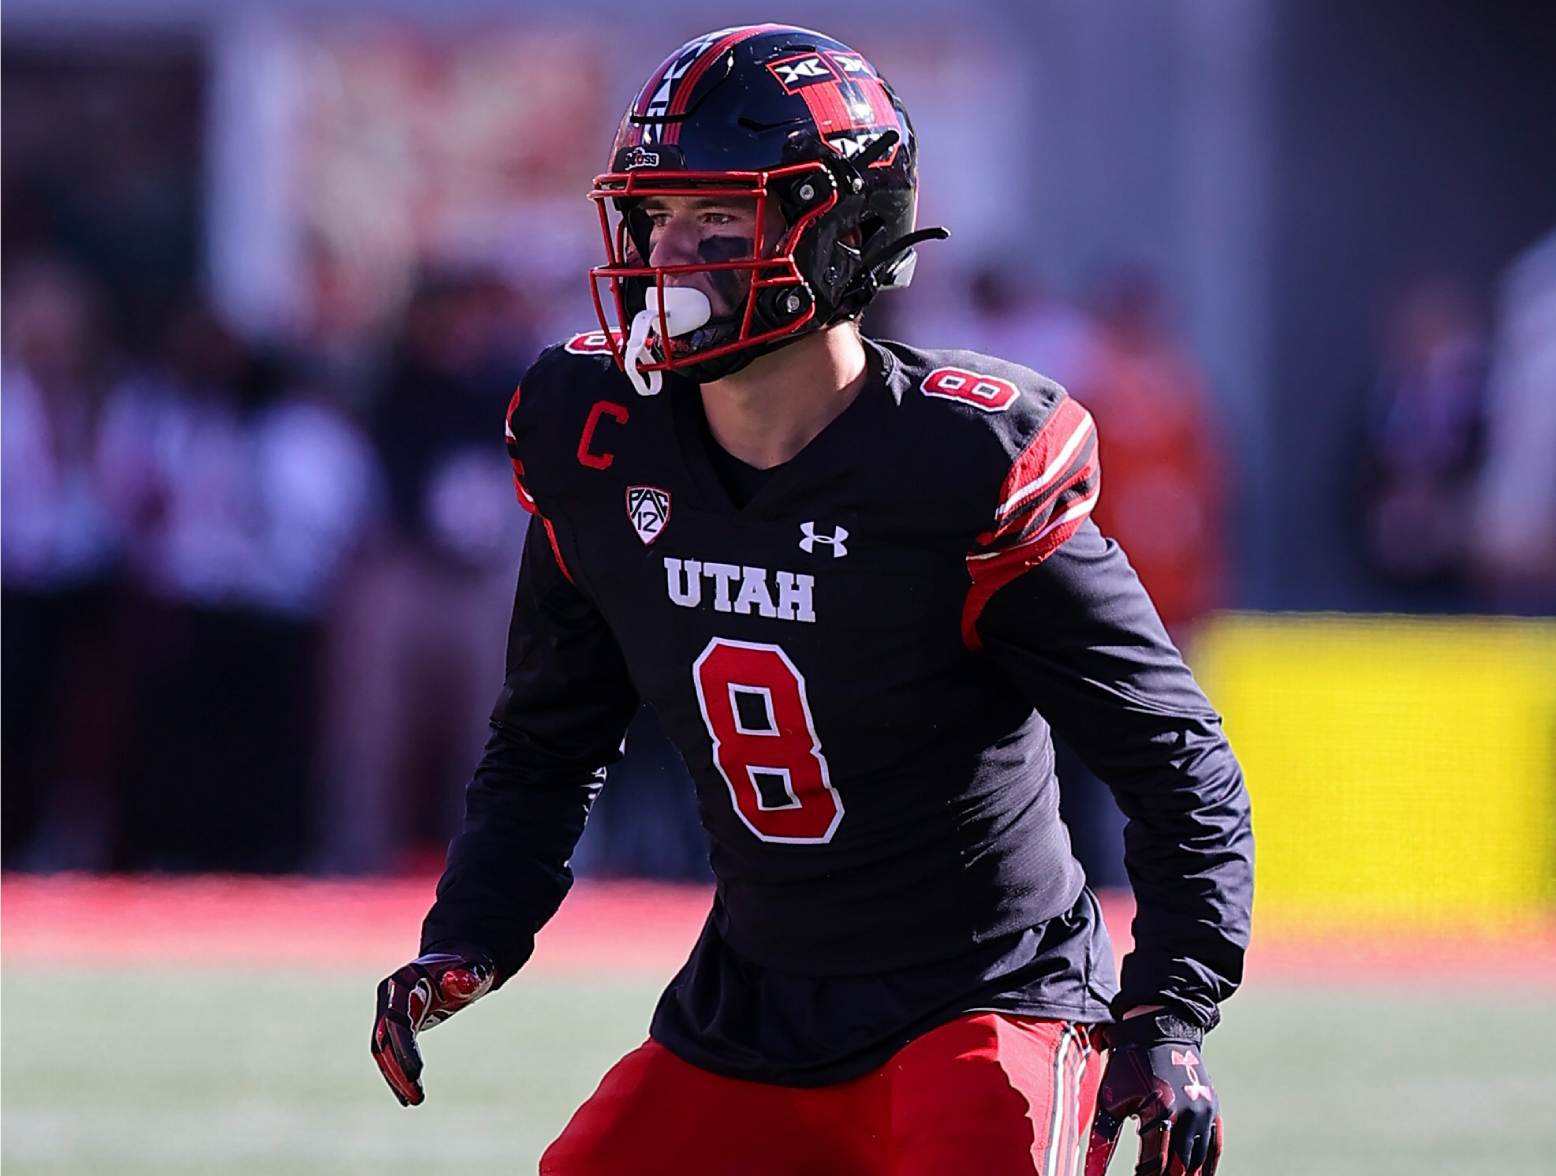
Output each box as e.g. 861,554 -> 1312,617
1085,266 -> 1228,632
1,257 -> 123,867
1472,229 -> 1556,613
1,258 -> 118,588
928,260 -> 1106,396
94,303 -> 380,869
2,48 -> 202,354
1056,266 -> 1231,890
1357,279 -> 1490,609
316,266 -> 536,873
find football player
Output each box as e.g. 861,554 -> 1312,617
372,25 -> 1251,1176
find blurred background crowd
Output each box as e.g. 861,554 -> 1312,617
3,0 -> 1553,883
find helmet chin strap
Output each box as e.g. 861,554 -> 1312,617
624,287 -> 712,396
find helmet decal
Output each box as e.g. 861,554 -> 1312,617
621,146 -> 661,170
764,51 -> 902,166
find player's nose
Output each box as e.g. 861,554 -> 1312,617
649,218 -> 701,268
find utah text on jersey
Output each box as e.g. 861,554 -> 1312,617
665,557 -> 817,624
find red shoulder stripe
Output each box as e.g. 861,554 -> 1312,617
986,429 -> 1097,545
961,396 -> 1101,649
961,482 -> 1099,649
992,397 -> 1094,527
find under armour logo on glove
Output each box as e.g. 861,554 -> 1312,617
799,521 -> 849,557
1172,1048 -> 1215,1103
1087,1013 -> 1223,1176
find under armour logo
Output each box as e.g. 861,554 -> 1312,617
799,521 -> 849,557
1171,1049 -> 1214,1102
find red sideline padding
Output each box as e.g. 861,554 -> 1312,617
0,874 -> 710,972
2,874 -> 1553,986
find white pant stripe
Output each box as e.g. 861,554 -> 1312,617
1042,1026 -> 1078,1176
1066,1032 -> 1093,1176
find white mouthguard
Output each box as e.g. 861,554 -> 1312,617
624,287 -> 712,396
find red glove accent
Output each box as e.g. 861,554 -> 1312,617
371,951 -> 495,1106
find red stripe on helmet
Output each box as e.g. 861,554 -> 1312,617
663,24 -> 788,143
858,75 -> 898,129
632,49 -> 684,118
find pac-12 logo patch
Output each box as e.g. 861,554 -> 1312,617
627,486 -> 671,546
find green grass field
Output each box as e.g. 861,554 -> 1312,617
4,965 -> 1554,1175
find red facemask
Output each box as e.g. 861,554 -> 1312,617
588,161 -> 840,391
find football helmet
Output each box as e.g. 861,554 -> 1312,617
588,24 -> 946,391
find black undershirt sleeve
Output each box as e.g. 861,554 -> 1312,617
420,521 -> 641,979
976,520 -> 1254,1029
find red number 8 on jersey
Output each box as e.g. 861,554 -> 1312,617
920,366 -> 1021,413
692,638 -> 842,844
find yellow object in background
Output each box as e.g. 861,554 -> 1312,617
1192,614 -> 1556,930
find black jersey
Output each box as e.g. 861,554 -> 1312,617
421,334 -> 1253,1083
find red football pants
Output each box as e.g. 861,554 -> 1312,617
540,1013 -> 1104,1175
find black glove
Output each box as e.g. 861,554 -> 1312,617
371,950 -> 496,1106
1086,1011 -> 1223,1176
